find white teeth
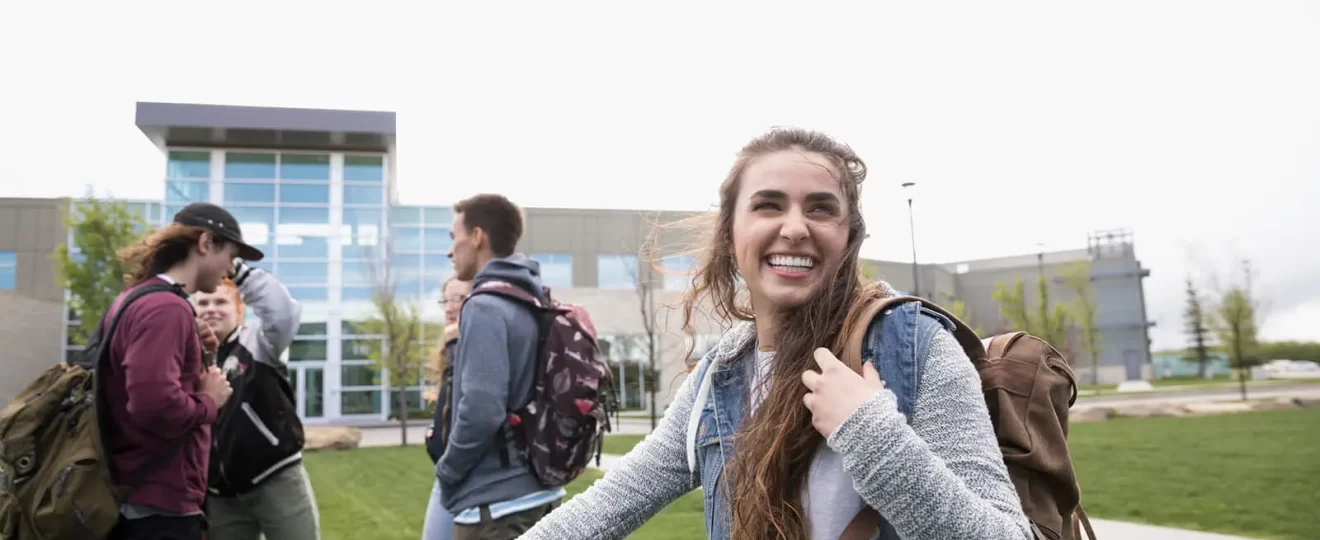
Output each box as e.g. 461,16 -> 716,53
767,255 -> 815,271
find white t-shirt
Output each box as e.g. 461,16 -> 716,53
748,347 -> 866,540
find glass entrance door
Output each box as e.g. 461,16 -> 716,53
289,363 -> 325,420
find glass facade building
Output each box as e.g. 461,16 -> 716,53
64,148 -> 425,423
51,101 -> 758,421
57,171 -> 700,422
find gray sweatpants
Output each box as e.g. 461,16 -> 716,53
206,464 -> 321,540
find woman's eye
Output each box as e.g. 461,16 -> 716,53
752,202 -> 781,211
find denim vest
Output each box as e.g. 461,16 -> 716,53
690,301 -> 956,540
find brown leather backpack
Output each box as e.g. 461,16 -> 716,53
836,294 -> 1097,540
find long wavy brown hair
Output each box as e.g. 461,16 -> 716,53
117,223 -> 216,285
424,275 -> 463,404
669,127 -> 870,539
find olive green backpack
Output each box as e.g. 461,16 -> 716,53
0,283 -> 189,540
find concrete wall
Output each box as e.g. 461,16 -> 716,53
518,207 -> 701,288
0,198 -> 68,406
0,291 -> 64,406
0,197 -> 68,302
867,247 -> 1154,381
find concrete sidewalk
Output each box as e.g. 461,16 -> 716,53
586,454 -> 1258,540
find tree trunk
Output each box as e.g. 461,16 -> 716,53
1233,326 -> 1248,402
1198,357 -> 1206,380
649,341 -> 658,431
398,367 -> 410,447
1091,350 -> 1100,387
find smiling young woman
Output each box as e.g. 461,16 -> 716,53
519,127 -> 1031,540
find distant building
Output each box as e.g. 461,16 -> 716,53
868,229 -> 1156,385
0,101 -> 1154,422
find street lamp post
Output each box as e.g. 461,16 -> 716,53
902,182 -> 919,297
1036,242 -> 1046,276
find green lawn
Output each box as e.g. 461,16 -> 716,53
304,447 -> 704,540
603,434 -> 647,456
307,408 -> 1319,540
1070,408 -> 1320,539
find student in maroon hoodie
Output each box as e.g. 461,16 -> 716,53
104,202 -> 263,540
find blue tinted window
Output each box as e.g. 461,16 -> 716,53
391,227 -> 422,252
225,153 -> 277,179
663,255 -> 697,290
286,286 -> 328,302
166,181 -> 209,203
597,254 -> 638,289
342,261 -> 382,284
343,208 -> 384,259
423,227 -> 451,252
276,207 -> 331,258
391,254 -> 423,277
340,390 -> 382,415
532,254 -> 572,288
279,154 -> 329,180
167,151 -> 210,179
422,276 -> 445,298
423,255 -> 451,279
0,251 -> 14,290
279,183 -> 330,204
224,182 -> 276,204
344,185 -> 384,205
165,204 -> 188,221
395,279 -> 421,298
390,206 -> 421,226
142,203 -> 163,225
344,155 -> 384,182
341,286 -> 376,302
227,206 -> 274,249
422,207 -> 452,225
275,262 -> 328,284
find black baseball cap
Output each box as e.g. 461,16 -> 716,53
173,202 -> 265,261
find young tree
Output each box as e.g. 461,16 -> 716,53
1212,287 -> 1261,401
1182,277 -> 1214,379
859,260 -> 879,283
354,252 -> 429,446
627,254 -> 661,431
1062,263 -> 1104,386
992,276 -> 1069,346
947,298 -> 986,336
1035,272 -> 1070,348
992,279 -> 1033,333
51,194 -> 148,345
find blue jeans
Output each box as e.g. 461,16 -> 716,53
421,479 -> 454,540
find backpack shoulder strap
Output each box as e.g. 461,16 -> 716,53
89,283 -> 194,497
838,295 -> 917,373
87,283 -> 188,370
839,294 -> 985,373
985,331 -> 1026,359
468,280 -> 547,310
838,293 -> 987,539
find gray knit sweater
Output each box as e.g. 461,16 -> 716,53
519,322 -> 1032,539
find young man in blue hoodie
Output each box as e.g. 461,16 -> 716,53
438,194 -> 560,540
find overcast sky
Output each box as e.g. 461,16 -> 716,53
2,1 -> 1316,349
